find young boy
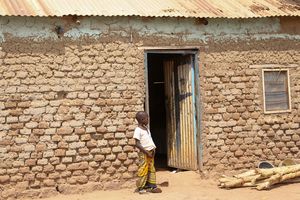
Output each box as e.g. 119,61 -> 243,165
133,111 -> 162,194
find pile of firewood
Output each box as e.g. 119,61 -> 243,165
218,164 -> 300,190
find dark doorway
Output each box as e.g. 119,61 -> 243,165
147,53 -> 179,170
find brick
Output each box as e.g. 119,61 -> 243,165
101,147 -> 111,154
235,150 -> 244,157
6,116 -> 18,123
25,122 -> 38,129
64,135 -> 79,142
69,120 -> 84,127
69,142 -> 85,149
86,127 -> 96,133
25,159 -> 37,166
106,154 -> 116,161
66,150 -> 77,156
0,175 -> 10,183
101,161 -> 111,168
74,128 -> 85,134
67,162 -> 89,170
56,164 -> 66,171
123,145 -> 134,152
81,134 -> 91,141
94,155 -> 105,162
57,127 -> 73,135
287,141 -> 295,147
52,135 -> 62,142
128,165 -> 138,172
128,152 -> 138,159
112,146 -> 122,153
37,159 -> 48,165
282,136 -> 291,142
15,137 -> 28,144
18,101 -> 31,108
87,140 -> 97,148
33,129 -> 45,135
48,172 -> 60,179
43,164 -> 55,172
32,166 -> 43,172
58,141 -> 69,148
79,147 -> 89,155
62,157 -> 73,163
10,109 -> 23,116
45,128 -> 56,135
55,149 -> 66,157
292,134 -> 300,141
23,144 -> 35,152
31,101 -> 48,108
40,135 -> 51,142
118,153 -> 127,161
76,176 -> 88,184
10,123 -> 24,130
19,115 -> 32,122
36,143 -> 47,152
50,121 -> 61,128
4,102 -> 17,108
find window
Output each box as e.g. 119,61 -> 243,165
262,69 -> 291,113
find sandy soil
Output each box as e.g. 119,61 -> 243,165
25,171 -> 300,200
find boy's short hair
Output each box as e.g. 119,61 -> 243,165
136,111 -> 147,122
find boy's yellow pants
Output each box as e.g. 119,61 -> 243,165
136,151 -> 156,189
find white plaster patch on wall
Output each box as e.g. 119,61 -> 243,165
0,17 -> 57,42
204,18 -> 280,36
0,16 -> 291,43
64,18 -> 102,38
211,33 -> 300,43
0,17 -> 102,42
122,17 -> 281,42
252,34 -> 300,40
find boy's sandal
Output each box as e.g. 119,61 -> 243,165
138,189 -> 148,194
134,188 -> 147,194
147,187 -> 162,193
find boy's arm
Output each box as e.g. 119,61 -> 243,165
135,139 -> 153,158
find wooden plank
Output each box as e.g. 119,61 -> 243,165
250,64 -> 299,69
144,53 -> 150,115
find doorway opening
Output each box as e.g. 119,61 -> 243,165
147,54 -> 173,170
146,51 -> 199,171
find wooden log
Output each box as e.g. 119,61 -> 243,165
256,171 -> 300,190
234,170 -> 256,178
220,175 -> 261,188
219,164 -> 300,189
256,173 -> 282,190
219,176 -> 239,183
256,164 -> 300,177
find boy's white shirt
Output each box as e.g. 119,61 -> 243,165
133,127 -> 156,151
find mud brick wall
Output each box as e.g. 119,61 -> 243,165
202,49 -> 300,172
0,40 -> 144,199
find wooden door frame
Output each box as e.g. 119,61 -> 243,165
144,49 -> 203,171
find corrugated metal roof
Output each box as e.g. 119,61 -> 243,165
0,0 -> 299,18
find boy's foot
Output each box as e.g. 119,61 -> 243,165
138,189 -> 148,194
134,188 -> 148,194
147,187 -> 162,193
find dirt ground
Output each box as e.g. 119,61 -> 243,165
25,171 -> 300,200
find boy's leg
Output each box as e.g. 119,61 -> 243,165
137,152 -> 149,190
146,155 -> 157,188
146,154 -> 162,193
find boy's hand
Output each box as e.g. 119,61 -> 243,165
146,151 -> 153,158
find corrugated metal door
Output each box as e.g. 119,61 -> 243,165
164,55 -> 197,170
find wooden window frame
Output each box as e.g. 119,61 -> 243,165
262,68 -> 292,114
